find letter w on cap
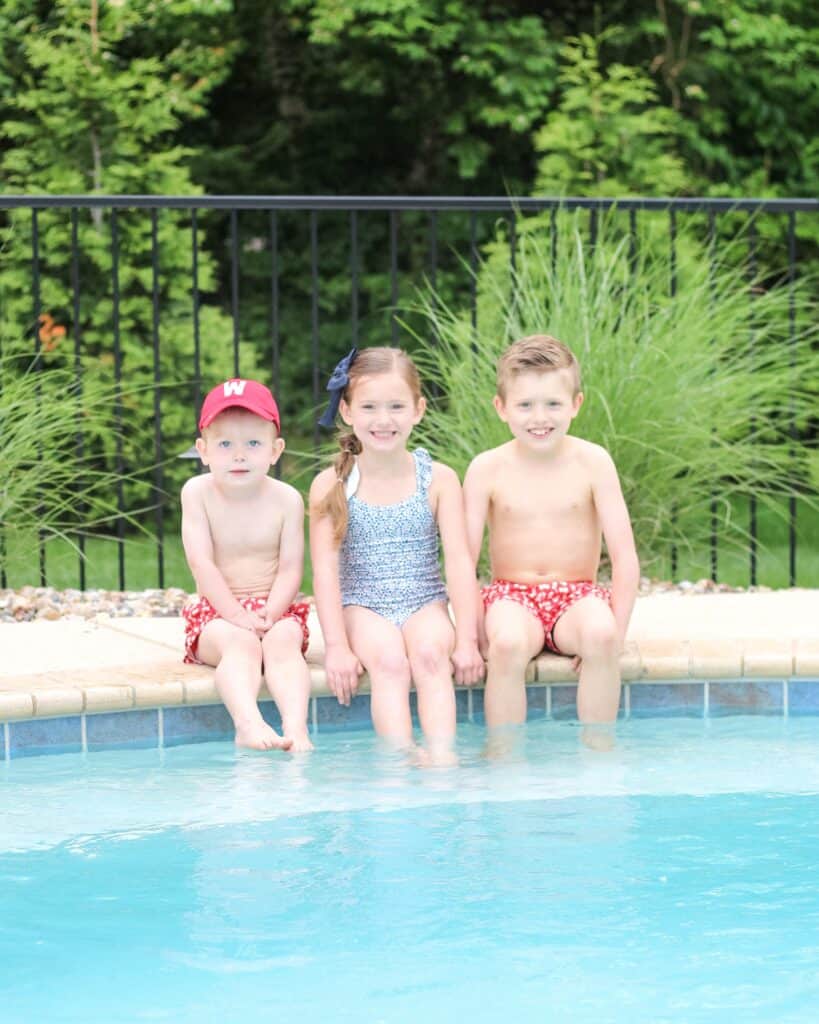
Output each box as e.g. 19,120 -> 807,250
223,380 -> 247,396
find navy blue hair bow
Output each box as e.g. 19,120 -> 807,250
318,347 -> 358,428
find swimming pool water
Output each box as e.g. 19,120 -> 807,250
3,718 -> 819,1023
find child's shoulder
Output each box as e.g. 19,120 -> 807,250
266,475 -> 304,510
567,435 -> 615,466
309,465 -> 339,503
180,472 -> 210,503
466,441 -> 514,476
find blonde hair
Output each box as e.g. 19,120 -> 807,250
317,347 -> 422,545
496,334 -> 581,398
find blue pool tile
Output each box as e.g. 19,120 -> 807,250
788,681 -> 819,715
162,704 -> 233,746
86,710 -> 159,750
550,685 -> 578,720
455,688 -> 471,720
526,686 -> 547,720
315,693 -> 371,731
709,682 -> 783,716
9,716 -> 82,758
630,683 -> 705,717
259,700 -> 282,731
470,687 -> 485,721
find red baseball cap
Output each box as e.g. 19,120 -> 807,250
198,379 -> 281,432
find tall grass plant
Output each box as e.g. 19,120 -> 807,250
410,210 -> 818,579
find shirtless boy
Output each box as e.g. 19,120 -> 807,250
464,335 -> 640,728
181,379 -> 312,751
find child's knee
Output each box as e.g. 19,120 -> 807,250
372,648 -> 412,684
411,638 -> 451,677
486,627 -> 531,666
576,612 -> 618,659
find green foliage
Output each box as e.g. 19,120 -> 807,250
0,356 -> 146,546
411,210 -> 818,575
0,0 -> 256,519
535,32 -> 690,196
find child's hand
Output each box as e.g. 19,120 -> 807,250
324,642 -> 363,706
229,608 -> 267,638
451,641 -> 485,687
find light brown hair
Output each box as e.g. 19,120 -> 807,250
316,347 -> 422,544
496,334 -> 581,399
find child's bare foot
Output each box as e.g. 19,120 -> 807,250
235,720 -> 293,751
581,725 -> 616,751
286,732 -> 314,753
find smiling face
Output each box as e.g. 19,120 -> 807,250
195,409 -> 284,488
493,369 -> 583,453
339,371 -> 425,454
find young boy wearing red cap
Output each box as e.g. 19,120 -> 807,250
181,379 -> 312,751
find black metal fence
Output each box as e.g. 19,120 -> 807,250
1,194 -> 817,591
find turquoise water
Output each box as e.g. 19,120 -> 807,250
3,718 -> 819,1023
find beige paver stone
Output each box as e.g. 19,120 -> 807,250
309,668 -> 332,696
84,685 -> 134,712
533,655 -> 574,683
619,642 -> 642,681
690,639 -> 744,679
794,639 -> 819,677
0,691 -> 34,720
132,681 -> 185,708
637,640 -> 690,679
32,687 -> 84,717
183,676 -> 220,705
742,639 -> 794,677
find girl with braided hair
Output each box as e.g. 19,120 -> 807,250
309,347 -> 483,763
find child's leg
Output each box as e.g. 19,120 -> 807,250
551,597 -> 620,722
197,621 -> 291,751
261,619 -> 313,752
344,606 -> 413,748
402,602 -> 456,760
484,601 -> 544,728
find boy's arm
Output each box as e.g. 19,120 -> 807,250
180,478 -> 263,632
433,463 -> 484,686
591,449 -> 640,649
308,471 -> 363,705
263,486 -> 305,626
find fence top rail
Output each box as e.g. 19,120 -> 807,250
1,194 -> 817,214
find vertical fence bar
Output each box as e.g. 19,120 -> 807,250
787,211 -> 797,586
748,218 -> 758,585
550,206 -> 558,275
110,209 -> 126,589
70,207 -> 86,589
628,208 -> 637,279
389,209 -> 398,345
669,206 -> 678,580
708,210 -> 718,582
31,208 -> 46,586
150,208 -> 164,588
589,207 -> 598,251
270,210 -> 281,480
230,209 -> 240,377
350,210 -> 359,349
311,210 -> 320,448
469,211 -> 478,342
191,209 -> 202,431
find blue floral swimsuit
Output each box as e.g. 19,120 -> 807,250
339,448 -> 448,626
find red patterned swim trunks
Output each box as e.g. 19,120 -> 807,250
481,579 -> 611,655
182,595 -> 310,664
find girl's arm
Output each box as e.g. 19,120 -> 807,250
432,463 -> 485,686
180,478 -> 265,634
308,470 -> 363,705
263,485 -> 305,627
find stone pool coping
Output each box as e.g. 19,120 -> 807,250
0,589 -> 816,719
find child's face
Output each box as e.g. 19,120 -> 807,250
340,371 -> 425,453
493,369 -> 583,452
195,410 -> 284,487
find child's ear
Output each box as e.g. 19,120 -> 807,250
194,436 -> 209,465
572,391 -> 585,416
270,436 -> 286,464
492,394 -> 507,421
339,399 -> 353,426
413,396 -> 427,423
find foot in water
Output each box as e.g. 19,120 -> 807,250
235,719 -> 293,751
